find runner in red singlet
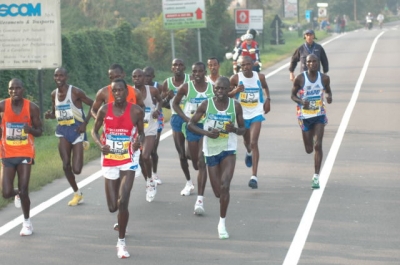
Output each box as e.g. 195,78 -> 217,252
91,78 -> 144,259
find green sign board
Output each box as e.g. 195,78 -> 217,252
162,0 -> 206,30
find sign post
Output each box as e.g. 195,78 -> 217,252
162,0 -> 206,61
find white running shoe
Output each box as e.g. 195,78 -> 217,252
152,173 -> 162,185
113,223 -> 128,234
218,225 -> 229,239
116,242 -> 130,259
20,221 -> 33,236
14,195 -> 21,208
146,180 -> 157,202
180,182 -> 194,196
194,200 -> 205,215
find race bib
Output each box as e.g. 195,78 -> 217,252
185,97 -> 207,117
144,107 -> 151,128
205,114 -> 231,138
239,88 -> 259,108
104,134 -> 130,161
302,99 -> 322,115
5,122 -> 28,146
55,104 -> 75,125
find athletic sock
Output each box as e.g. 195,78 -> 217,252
197,195 -> 204,203
218,217 -> 226,227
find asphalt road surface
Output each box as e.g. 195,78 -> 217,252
1,21 -> 399,265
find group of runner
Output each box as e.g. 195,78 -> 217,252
1,46 -> 332,259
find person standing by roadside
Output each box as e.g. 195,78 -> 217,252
291,54 -> 332,189
45,67 -> 93,206
0,78 -> 43,236
289,29 -> 329,82
229,56 -> 271,189
377,13 -> 384,29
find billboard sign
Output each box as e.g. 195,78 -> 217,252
162,0 -> 206,30
235,9 -> 263,33
0,0 -> 62,69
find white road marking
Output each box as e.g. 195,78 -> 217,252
282,31 -> 385,265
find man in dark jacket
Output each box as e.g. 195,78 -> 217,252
289,29 -> 329,81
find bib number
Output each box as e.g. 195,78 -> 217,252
104,135 -> 130,160
56,104 -> 75,125
5,123 -> 28,146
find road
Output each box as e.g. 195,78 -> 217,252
1,22 -> 399,265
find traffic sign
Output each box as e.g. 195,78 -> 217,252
235,9 -> 263,33
162,0 -> 206,30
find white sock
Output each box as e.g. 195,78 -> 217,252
197,196 -> 204,203
118,238 -> 126,245
250,175 -> 258,181
187,180 -> 193,186
218,217 -> 226,227
313,174 -> 319,179
246,151 -> 252,156
24,218 -> 30,223
75,189 -> 81,195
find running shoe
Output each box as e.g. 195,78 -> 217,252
20,220 -> 33,236
68,193 -> 84,206
245,153 -> 252,167
113,223 -> 128,235
14,195 -> 21,208
152,173 -> 162,185
218,225 -> 229,239
311,176 -> 320,189
194,200 -> 205,215
180,182 -> 194,196
146,180 -> 157,202
116,242 -> 130,259
248,178 -> 258,189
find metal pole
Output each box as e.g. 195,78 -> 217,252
197,28 -> 202,62
297,0 -> 302,37
276,20 -> 279,45
37,68 -> 44,119
170,30 -> 175,59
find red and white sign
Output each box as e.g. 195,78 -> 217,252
236,10 -> 249,24
235,9 -> 263,32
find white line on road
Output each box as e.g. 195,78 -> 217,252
282,31 -> 385,265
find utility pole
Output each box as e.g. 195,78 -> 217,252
354,0 -> 357,21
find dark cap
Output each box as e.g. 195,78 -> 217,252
303,29 -> 317,39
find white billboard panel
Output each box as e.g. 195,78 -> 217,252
0,0 -> 62,69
